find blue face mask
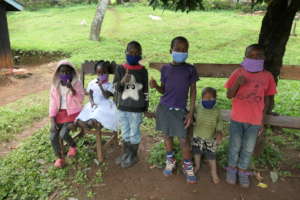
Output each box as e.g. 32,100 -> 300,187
126,55 -> 142,65
172,51 -> 188,63
202,100 -> 216,109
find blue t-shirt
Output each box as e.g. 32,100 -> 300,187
160,63 -> 199,109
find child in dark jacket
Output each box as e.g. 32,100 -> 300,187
113,41 -> 150,168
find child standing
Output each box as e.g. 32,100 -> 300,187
113,41 -> 150,168
76,61 -> 118,131
150,36 -> 199,184
192,87 -> 223,184
49,60 -> 85,168
224,44 -> 277,188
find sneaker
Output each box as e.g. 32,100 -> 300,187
183,164 -> 197,184
163,158 -> 176,176
54,158 -> 65,168
67,147 -> 77,157
226,167 -> 237,185
238,171 -> 251,188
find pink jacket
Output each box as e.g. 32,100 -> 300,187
49,60 -> 85,117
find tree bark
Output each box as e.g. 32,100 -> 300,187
89,0 -> 110,41
258,0 -> 300,112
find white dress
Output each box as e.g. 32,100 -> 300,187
76,79 -> 118,131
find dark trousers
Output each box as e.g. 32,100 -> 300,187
50,122 -> 76,158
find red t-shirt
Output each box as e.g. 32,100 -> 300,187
224,67 -> 277,125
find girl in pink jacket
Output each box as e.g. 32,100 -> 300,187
49,60 -> 84,168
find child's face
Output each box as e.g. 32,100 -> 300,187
202,92 -> 216,101
96,66 -> 107,76
59,65 -> 73,76
246,49 -> 265,60
171,41 -> 188,53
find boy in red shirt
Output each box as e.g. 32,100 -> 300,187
224,44 -> 277,188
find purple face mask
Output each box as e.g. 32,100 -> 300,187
241,58 -> 264,72
98,74 -> 108,84
59,74 -> 73,84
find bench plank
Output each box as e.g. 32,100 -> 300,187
220,110 -> 300,129
149,63 -> 300,80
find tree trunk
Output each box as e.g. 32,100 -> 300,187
89,0 -> 110,41
258,0 -> 300,112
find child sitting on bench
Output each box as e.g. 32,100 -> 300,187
76,61 -> 118,131
49,60 -> 85,168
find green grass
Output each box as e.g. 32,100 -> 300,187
0,91 -> 49,142
0,126 -> 100,200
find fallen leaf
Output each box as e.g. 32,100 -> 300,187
257,182 -> 268,189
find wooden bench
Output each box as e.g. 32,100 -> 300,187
149,62 -> 300,129
78,60 -> 119,162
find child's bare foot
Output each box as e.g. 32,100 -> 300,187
211,172 -> 220,184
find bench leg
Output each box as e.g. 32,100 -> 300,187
96,132 -> 104,162
114,131 -> 119,146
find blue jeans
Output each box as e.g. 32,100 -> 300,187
118,110 -> 143,144
228,120 -> 261,170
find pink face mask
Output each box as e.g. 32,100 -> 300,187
241,58 -> 264,72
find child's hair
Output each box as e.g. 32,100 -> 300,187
201,87 -> 217,98
126,41 -> 142,54
170,36 -> 189,49
94,60 -> 116,74
245,44 -> 265,57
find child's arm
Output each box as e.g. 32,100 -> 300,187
113,66 -> 128,92
89,90 -> 96,107
98,83 -> 113,99
259,95 -> 270,136
184,82 -> 196,129
150,78 -> 165,94
226,75 -> 246,99
50,117 -> 57,132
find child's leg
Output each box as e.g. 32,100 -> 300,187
118,111 -> 131,142
208,159 -> 220,184
238,124 -> 260,188
77,119 -> 88,129
180,137 -> 197,184
164,136 -> 174,153
226,120 -> 243,184
50,124 -> 63,158
193,154 -> 201,174
59,123 -> 76,148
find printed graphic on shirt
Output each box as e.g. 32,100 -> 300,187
121,74 -> 143,101
236,79 -> 266,104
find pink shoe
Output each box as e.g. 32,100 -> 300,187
54,159 -> 65,168
67,147 -> 77,157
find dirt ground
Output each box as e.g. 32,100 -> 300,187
0,62 -> 58,106
72,136 -> 300,200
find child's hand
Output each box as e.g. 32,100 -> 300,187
216,133 -> 223,145
150,77 -> 158,89
236,75 -> 246,86
50,122 -> 58,133
121,68 -> 131,84
258,126 -> 265,136
184,112 -> 193,129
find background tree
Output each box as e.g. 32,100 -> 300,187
90,0 -> 110,41
149,0 -> 300,110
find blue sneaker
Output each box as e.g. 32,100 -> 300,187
163,158 -> 176,176
183,164 -> 197,184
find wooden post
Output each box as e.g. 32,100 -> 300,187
96,131 -> 104,162
0,5 -> 13,69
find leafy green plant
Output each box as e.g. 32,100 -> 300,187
148,139 -> 182,168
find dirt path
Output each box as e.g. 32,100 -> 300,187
0,117 -> 49,157
0,62 -> 57,106
73,136 -> 300,200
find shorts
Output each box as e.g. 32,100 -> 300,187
191,137 -> 217,160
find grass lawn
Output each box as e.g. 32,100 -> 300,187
1,3 -> 299,199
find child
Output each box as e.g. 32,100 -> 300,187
76,61 -> 118,131
192,87 -> 223,184
113,41 -> 150,168
224,44 -> 277,188
150,36 -> 199,184
49,60 -> 85,168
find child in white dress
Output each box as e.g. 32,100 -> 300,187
76,61 -> 118,131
